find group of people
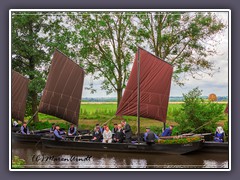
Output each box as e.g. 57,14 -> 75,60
50,123 -> 77,141
15,120 -> 225,143
92,120 -> 132,143
92,121 -> 175,144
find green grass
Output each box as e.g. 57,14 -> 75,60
12,156 -> 25,169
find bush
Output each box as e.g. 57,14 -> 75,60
174,87 -> 224,134
28,121 -> 69,130
12,156 -> 25,168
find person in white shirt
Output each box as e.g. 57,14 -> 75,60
102,126 -> 112,143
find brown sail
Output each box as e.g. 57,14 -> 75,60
12,70 -> 29,122
38,49 -> 85,126
116,47 -> 173,123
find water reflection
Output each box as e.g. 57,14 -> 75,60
12,142 -> 228,169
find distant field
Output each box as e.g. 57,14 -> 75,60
37,102 -> 227,122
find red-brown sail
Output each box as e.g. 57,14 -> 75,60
38,49 -> 85,126
116,47 -> 173,123
12,70 -> 29,122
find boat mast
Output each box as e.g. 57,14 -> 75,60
137,47 -> 141,143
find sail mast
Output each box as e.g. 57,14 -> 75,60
137,47 -> 141,142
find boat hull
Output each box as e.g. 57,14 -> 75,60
12,132 -> 42,142
41,137 -> 203,155
200,141 -> 229,153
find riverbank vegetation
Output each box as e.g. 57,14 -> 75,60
12,156 -> 25,168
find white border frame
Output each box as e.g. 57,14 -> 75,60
9,9 -> 231,171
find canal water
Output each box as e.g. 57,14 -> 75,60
12,142 -> 229,169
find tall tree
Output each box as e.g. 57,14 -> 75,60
68,12 -> 140,106
11,12 -> 72,122
136,12 -> 226,85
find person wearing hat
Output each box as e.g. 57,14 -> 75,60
144,127 -> 159,144
161,125 -> 174,137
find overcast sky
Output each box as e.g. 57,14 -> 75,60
82,12 -> 229,98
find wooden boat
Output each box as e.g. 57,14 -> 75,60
11,126 -> 20,132
41,137 -> 203,155
12,129 -> 52,142
181,133 -> 229,153
201,141 -> 228,153
37,48 -> 203,155
12,129 -> 92,143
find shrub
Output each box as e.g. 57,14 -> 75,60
12,156 -> 25,168
174,87 -> 224,134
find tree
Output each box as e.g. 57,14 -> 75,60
136,12 -> 226,85
68,12 -> 140,106
174,87 -> 224,134
12,12 -> 73,122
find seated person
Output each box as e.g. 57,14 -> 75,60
20,122 -> 30,135
112,123 -> 118,138
54,125 -> 65,141
13,120 -> 19,127
101,124 -> 107,134
91,127 -> 102,142
113,124 -> 124,143
68,124 -> 77,136
214,126 -> 224,142
50,123 -> 56,133
144,127 -> 159,144
102,126 -> 112,143
112,123 -> 118,134
161,125 -> 173,137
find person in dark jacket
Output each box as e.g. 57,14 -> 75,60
121,120 -> 132,143
54,125 -> 65,141
113,124 -> 124,143
101,124 -> 107,134
214,126 -> 224,142
20,122 -> 30,135
91,127 -> 102,142
161,125 -> 173,137
111,123 -> 118,140
144,127 -> 159,144
50,123 -> 56,133
68,124 -> 77,136
112,123 -> 118,134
